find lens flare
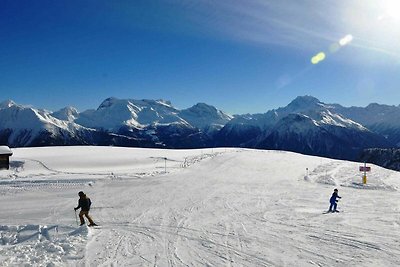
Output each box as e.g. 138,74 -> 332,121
311,52 -> 326,64
339,34 -> 353,46
329,43 -> 340,53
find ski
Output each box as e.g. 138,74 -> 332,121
323,210 -> 342,214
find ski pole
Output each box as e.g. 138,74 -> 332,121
74,209 -> 79,226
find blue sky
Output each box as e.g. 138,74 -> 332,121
1,0 -> 400,114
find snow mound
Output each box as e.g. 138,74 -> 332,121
315,174 -> 337,185
346,182 -> 396,191
306,160 -> 397,191
0,224 -> 88,266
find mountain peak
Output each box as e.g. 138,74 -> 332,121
365,102 -> 395,110
182,102 -> 232,119
284,96 -> 322,113
0,99 -> 17,109
51,106 -> 79,121
179,103 -> 232,131
98,97 -> 119,110
189,103 -> 218,113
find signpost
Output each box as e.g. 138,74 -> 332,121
359,166 -> 371,172
359,162 -> 371,184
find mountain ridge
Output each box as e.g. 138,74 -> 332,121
0,96 -> 398,163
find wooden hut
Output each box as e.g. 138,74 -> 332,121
0,146 -> 13,170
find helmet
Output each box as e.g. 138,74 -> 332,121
78,191 -> 84,196
334,188 -> 338,192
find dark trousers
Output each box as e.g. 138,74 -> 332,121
79,210 -> 95,225
329,202 -> 337,211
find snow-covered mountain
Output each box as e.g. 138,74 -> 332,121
0,100 -> 148,148
75,97 -> 231,133
255,113 -> 389,160
0,100 -> 78,147
76,97 -> 186,131
0,98 -> 231,149
0,96 -> 399,161
179,103 -> 233,134
216,96 -> 391,159
75,97 -> 230,148
333,103 -> 400,146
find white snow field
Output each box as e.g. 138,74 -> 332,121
1,146 -> 400,266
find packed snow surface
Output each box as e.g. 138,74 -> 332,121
1,146 -> 400,266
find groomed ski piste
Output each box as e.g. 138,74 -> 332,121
1,146 -> 400,266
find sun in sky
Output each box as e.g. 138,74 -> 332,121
380,0 -> 400,21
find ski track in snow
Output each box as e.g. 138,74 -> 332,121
1,147 -> 400,266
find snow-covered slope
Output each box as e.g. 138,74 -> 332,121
1,146 -> 400,266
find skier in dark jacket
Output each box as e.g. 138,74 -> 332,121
328,188 -> 341,212
74,191 -> 97,226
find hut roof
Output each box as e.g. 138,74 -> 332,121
0,146 -> 12,156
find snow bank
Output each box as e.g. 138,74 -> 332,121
0,224 -> 88,266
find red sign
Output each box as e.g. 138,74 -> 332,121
359,166 -> 371,172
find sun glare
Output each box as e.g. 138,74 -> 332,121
339,34 -> 353,46
381,0 -> 400,20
